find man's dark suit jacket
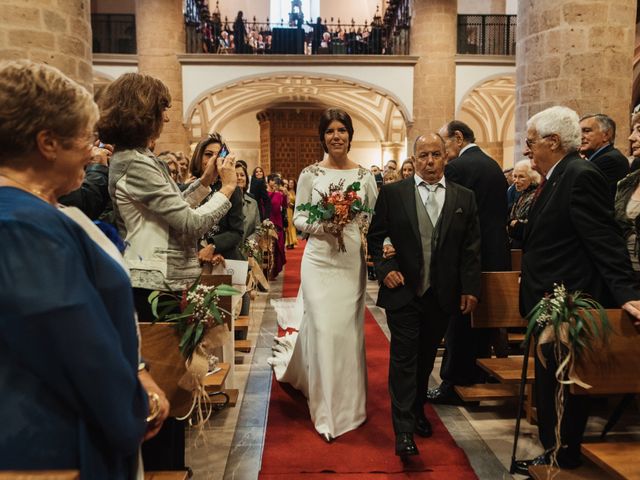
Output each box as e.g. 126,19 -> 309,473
589,144 -> 630,202
367,177 -> 481,313
521,152 -> 638,317
445,145 -> 510,271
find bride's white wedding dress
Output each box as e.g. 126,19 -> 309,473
268,164 -> 378,439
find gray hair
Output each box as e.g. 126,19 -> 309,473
513,159 -> 541,184
526,106 -> 581,153
580,113 -> 616,142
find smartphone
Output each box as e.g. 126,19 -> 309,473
219,144 -> 229,158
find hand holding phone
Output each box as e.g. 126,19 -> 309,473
218,144 -> 229,159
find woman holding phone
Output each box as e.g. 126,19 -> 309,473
189,133 -> 244,260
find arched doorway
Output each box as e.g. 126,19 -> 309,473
456,75 -> 516,168
184,73 -> 408,176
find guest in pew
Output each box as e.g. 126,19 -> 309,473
250,166 -> 271,221
97,72 -> 238,471
0,60 -> 159,479
189,133 -> 244,260
400,158 -> 415,179
615,110 -> 640,281
236,161 -> 261,248
507,159 -> 540,249
515,106 -> 640,474
428,120 -> 511,404
235,161 -> 260,316
368,132 -> 481,458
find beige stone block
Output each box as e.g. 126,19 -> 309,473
9,30 -> 55,50
607,55 -> 634,76
527,56 -> 561,82
542,78 -> 576,100
42,9 -> 68,33
57,34 -> 87,58
0,49 -> 28,61
539,8 -> 561,31
0,5 -> 42,28
607,3 -> 636,26
562,51 -> 605,76
29,50 -> 76,77
588,25 -> 631,51
68,18 -> 90,41
562,2 -> 606,24
518,83 -> 541,104
562,27 -> 588,52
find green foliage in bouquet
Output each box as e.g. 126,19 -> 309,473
148,277 -> 240,360
297,180 -> 373,225
524,283 -> 611,354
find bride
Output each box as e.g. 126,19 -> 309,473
268,108 -> 378,441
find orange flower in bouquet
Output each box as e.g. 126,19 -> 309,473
297,179 -> 372,252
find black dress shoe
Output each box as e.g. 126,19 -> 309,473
415,415 -> 432,438
512,453 -> 549,475
395,433 -> 419,457
424,385 -> 462,405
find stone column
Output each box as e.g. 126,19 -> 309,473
381,141 -> 404,163
409,0 -> 457,141
0,0 -> 93,92
136,0 -> 188,153
515,0 -> 636,155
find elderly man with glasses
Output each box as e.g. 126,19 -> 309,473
514,105 -> 640,474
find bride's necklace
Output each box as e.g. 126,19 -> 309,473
0,172 -> 54,204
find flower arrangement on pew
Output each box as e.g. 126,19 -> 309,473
524,283 -> 611,467
148,279 -> 240,360
148,279 -> 240,426
297,179 -> 372,252
240,237 -> 263,265
255,219 -> 278,275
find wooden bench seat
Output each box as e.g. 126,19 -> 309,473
234,339 -> 252,353
477,356 -> 534,384
455,383 -> 519,402
144,472 -> 189,480
529,461 -> 617,480
581,442 -> 640,480
0,472 -> 79,479
234,315 -> 249,334
202,362 -> 230,390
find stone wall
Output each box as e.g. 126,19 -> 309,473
0,0 -> 93,92
516,0 -> 636,154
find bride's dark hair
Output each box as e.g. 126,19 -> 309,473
318,108 -> 354,153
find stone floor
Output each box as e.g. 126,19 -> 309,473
184,268 -> 640,480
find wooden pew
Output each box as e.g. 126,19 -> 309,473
0,473 -> 79,479
511,249 -> 522,272
568,309 -> 640,480
455,271 -> 531,405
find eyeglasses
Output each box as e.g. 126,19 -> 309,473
525,134 -> 553,149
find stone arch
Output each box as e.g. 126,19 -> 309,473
184,72 -> 409,148
456,74 -> 516,168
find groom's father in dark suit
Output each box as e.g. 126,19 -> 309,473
368,133 -> 481,458
427,120 -> 510,404
514,106 -> 640,474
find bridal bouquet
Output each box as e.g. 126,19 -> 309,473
297,179 -> 372,252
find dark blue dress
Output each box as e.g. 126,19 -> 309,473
0,188 -> 148,479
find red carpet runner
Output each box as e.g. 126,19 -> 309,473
260,241 -> 478,479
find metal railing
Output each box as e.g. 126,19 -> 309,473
457,15 -> 517,56
184,0 -> 401,55
91,14 -> 136,54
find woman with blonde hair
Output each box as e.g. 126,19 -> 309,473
0,60 -> 153,479
507,158 -> 541,248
